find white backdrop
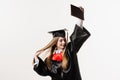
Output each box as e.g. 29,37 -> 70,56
0,0 -> 120,80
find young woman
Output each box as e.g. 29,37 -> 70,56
32,4 -> 91,80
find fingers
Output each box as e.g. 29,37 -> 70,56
35,50 -> 43,57
35,52 -> 40,57
79,6 -> 84,13
32,50 -> 43,65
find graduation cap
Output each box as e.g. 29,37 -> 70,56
71,4 -> 84,20
48,28 -> 67,38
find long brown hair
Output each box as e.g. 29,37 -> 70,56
34,37 -> 68,70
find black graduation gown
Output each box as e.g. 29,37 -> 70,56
33,24 -> 91,80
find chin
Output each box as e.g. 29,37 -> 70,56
58,46 -> 65,50
61,47 -> 65,50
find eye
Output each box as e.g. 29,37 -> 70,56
58,37 -> 66,43
59,39 -> 63,42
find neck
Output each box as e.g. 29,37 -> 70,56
56,48 -> 63,51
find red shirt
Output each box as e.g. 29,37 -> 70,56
52,51 -> 62,61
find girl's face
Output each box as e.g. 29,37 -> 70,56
56,37 -> 66,50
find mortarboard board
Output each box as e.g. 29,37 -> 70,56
48,28 -> 67,38
71,4 -> 84,20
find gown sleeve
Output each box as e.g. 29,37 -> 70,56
33,57 -> 49,76
69,24 -> 91,54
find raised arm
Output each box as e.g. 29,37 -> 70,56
68,5 -> 91,54
32,50 -> 49,76
69,23 -> 90,54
